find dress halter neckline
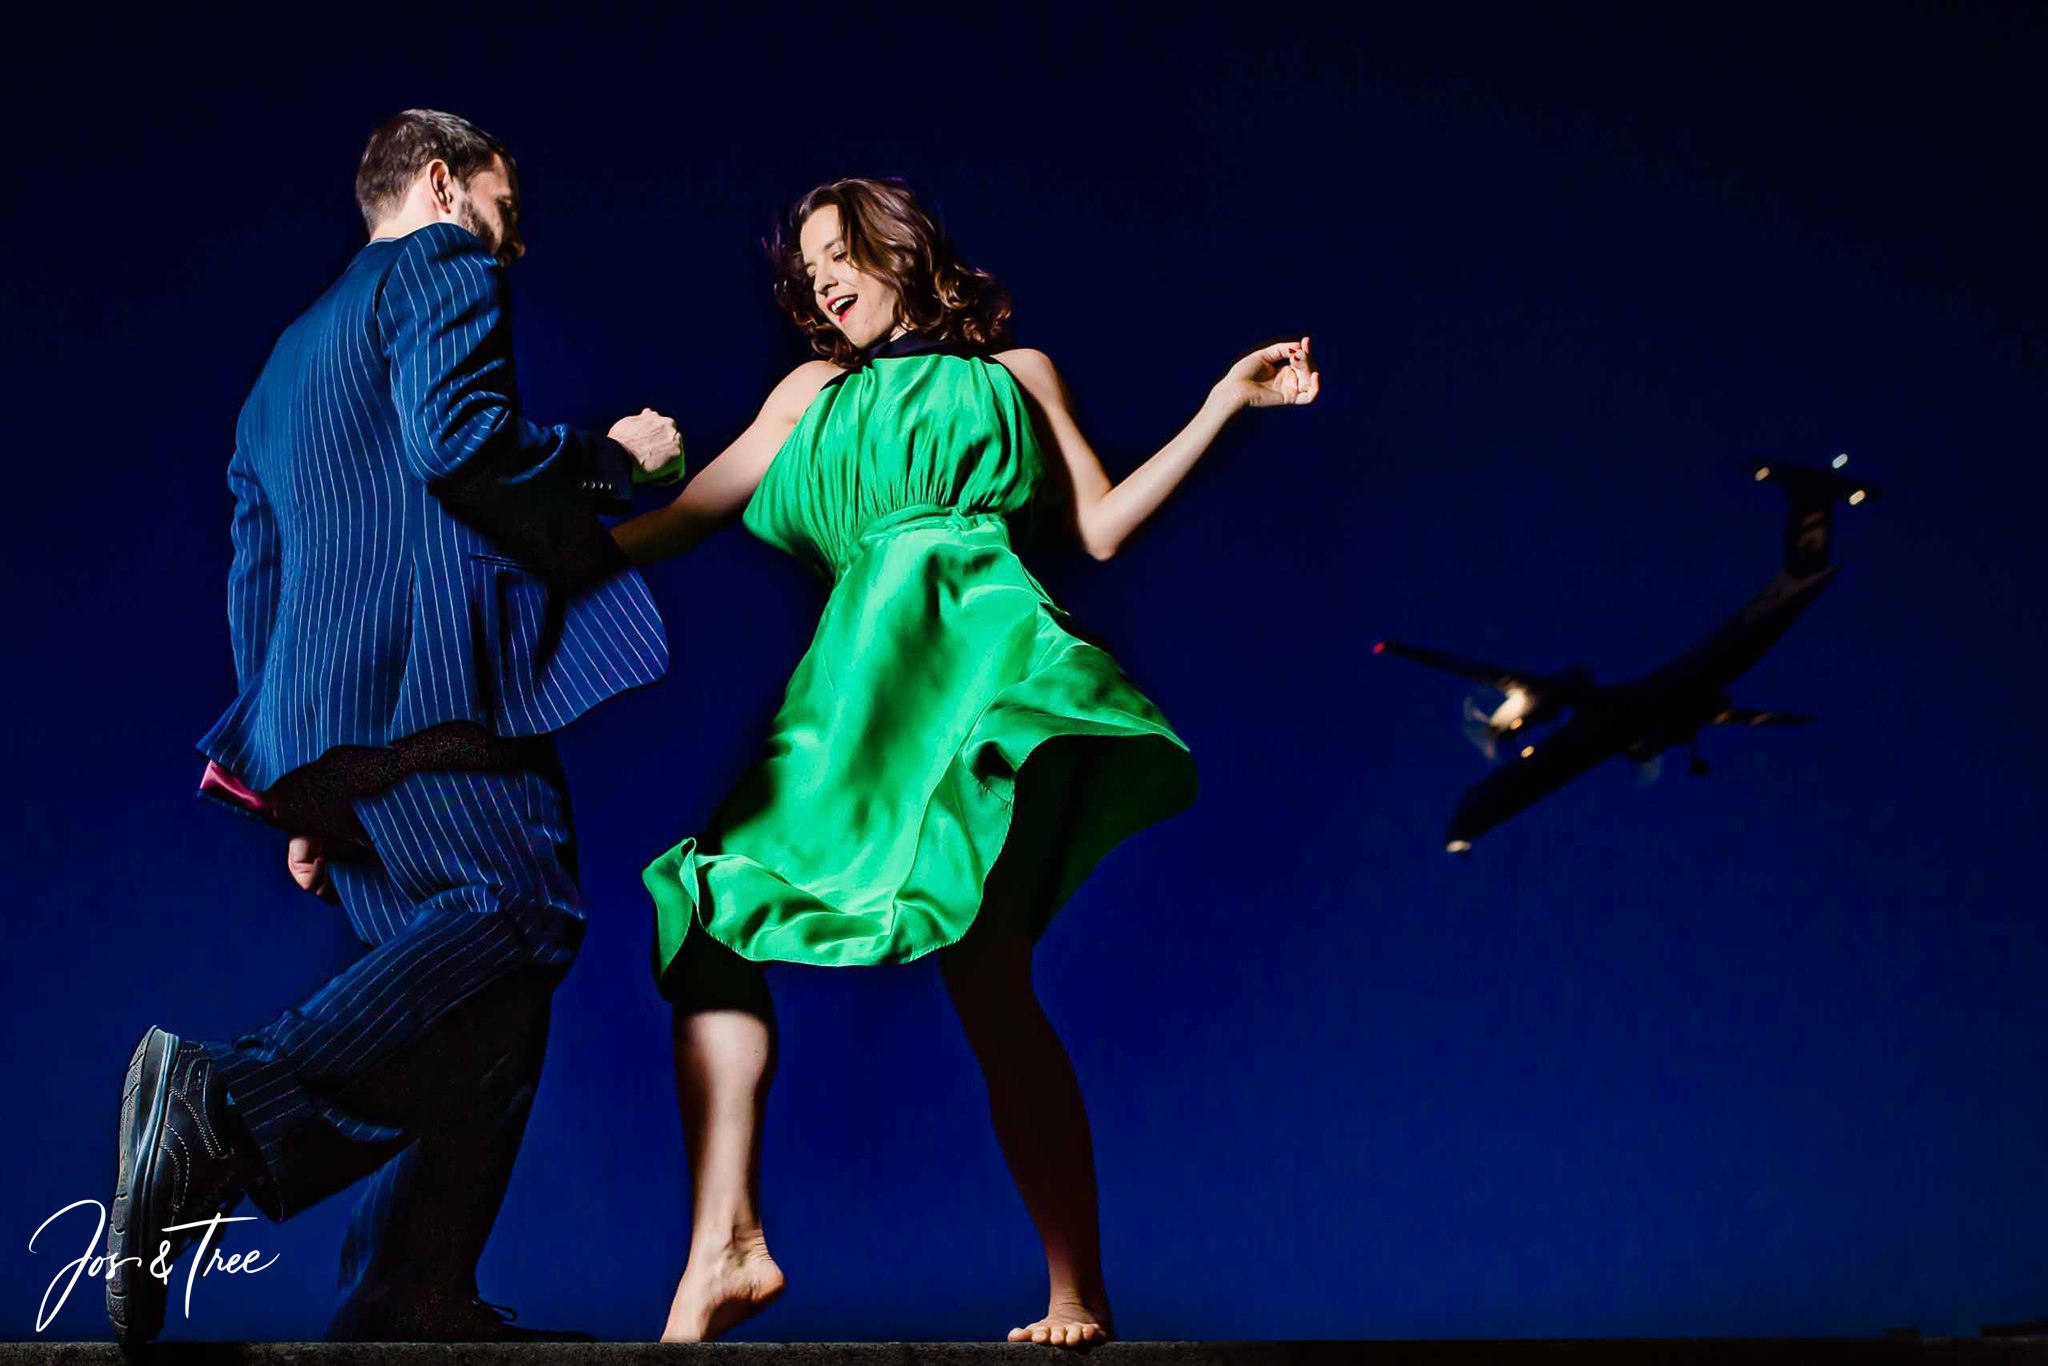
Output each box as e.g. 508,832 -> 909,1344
860,330 -> 991,366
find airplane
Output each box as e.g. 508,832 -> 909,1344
1378,455 -> 1881,854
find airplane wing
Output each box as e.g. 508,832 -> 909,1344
1375,638 -> 1596,703
1445,714 -> 1624,848
1373,639 -> 1529,691
1709,706 -> 1816,726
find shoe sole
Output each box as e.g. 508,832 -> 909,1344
108,1027 -> 177,1348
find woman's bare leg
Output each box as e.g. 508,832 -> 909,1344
940,920 -> 1114,1349
661,937 -> 786,1342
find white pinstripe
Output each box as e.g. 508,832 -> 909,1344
197,222 -> 652,1254
200,221 -> 667,790
207,764 -> 579,1223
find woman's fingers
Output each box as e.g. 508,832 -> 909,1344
1284,336 -> 1318,404
1227,335 -> 1318,405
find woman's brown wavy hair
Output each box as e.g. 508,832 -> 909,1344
769,177 -> 1013,367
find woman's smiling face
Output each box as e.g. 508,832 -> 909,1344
800,204 -> 903,350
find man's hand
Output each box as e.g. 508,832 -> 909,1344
609,408 -> 683,474
288,835 -> 341,904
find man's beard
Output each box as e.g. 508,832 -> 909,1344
453,197 -> 511,266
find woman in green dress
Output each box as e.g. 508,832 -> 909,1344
612,177 -> 1318,1347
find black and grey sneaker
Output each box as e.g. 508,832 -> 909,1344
329,1291 -> 596,1343
432,1302 -> 593,1343
107,1027 -> 247,1348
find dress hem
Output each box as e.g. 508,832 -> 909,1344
646,724 -> 1196,998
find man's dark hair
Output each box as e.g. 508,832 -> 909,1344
354,110 -> 515,230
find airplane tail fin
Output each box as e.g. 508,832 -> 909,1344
1747,456 -> 1882,578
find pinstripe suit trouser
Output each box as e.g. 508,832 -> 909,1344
203,752 -> 583,1321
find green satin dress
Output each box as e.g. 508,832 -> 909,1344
644,335 -> 1197,995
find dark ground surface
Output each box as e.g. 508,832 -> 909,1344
6,1338 -> 2048,1364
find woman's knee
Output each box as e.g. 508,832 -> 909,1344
668,929 -> 775,1022
939,926 -> 1038,1028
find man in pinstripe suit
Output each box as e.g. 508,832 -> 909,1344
108,110 -> 675,1346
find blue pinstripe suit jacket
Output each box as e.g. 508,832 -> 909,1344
199,222 -> 669,791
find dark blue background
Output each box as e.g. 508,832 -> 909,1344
4,1 -> 2042,1343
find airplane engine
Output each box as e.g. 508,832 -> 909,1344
1462,684 -> 1561,761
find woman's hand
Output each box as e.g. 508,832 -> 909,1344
1213,336 -> 1319,412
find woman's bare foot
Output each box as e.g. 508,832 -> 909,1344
1007,1294 -> 1114,1349
660,1230 -> 786,1342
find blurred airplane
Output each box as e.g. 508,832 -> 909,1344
1379,455 -> 1881,854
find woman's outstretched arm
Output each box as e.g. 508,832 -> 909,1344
997,338 -> 1318,560
611,360 -> 841,565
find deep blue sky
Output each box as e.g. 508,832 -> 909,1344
3,1 -> 2042,1344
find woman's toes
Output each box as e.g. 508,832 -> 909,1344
1008,1308 -> 1109,1349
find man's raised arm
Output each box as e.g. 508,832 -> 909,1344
377,221 -> 662,512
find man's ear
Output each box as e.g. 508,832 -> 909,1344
425,159 -> 455,213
